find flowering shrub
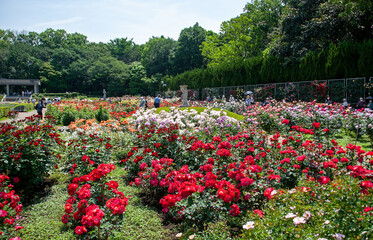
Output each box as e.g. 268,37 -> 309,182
0,175 -> 23,239
122,104 -> 373,232
310,80 -> 328,102
62,163 -> 129,240
130,107 -> 241,137
61,130 -> 115,177
0,117 -> 60,187
2,98 -> 373,238
46,98 -> 138,125
241,176 -> 373,239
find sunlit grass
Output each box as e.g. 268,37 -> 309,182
335,133 -> 372,151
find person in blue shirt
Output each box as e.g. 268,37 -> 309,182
154,95 -> 161,108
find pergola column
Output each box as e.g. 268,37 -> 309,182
34,82 -> 38,93
6,84 -> 10,96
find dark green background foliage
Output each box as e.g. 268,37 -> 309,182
0,0 -> 372,96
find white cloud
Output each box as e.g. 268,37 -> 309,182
30,17 -> 83,28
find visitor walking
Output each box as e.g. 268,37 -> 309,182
139,97 -> 146,108
154,95 -> 161,108
144,97 -> 148,110
35,98 -> 46,118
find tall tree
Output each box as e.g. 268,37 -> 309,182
38,28 -> 67,49
107,38 -> 141,64
87,56 -> 129,94
201,0 -> 283,67
141,36 -> 176,76
171,23 -> 207,74
39,62 -> 63,92
128,61 -> 150,95
272,0 -> 373,61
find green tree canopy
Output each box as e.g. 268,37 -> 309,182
141,36 -> 176,76
170,23 -> 207,74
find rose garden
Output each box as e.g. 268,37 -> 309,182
0,96 -> 372,240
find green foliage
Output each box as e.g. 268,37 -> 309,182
87,56 -> 130,96
62,107 -> 76,126
19,168 -> 171,240
0,106 -> 11,118
19,179 -> 75,239
141,36 -> 176,76
107,37 -> 141,64
33,92 -> 83,99
95,105 -> 110,123
128,61 -> 150,95
171,23 -> 207,74
241,176 -> 373,239
1,0 -> 373,96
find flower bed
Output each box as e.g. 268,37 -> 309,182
0,99 -> 372,239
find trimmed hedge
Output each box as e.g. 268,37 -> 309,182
0,106 -> 11,118
13,103 -> 35,112
32,92 -> 85,99
0,103 -> 34,118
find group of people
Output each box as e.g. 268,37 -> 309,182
327,96 -> 373,110
139,95 -> 161,109
204,94 -> 255,106
356,97 -> 373,110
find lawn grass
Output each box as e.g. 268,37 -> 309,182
335,132 -> 372,151
154,106 -> 245,121
18,167 -> 172,240
19,173 -> 74,239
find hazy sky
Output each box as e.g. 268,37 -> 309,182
0,0 -> 247,44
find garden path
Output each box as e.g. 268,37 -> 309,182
0,110 -> 38,124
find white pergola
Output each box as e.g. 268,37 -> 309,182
0,78 -> 40,96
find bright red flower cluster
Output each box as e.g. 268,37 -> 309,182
62,163 -> 128,238
0,175 -> 23,238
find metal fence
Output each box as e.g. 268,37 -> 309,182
201,77 -> 372,104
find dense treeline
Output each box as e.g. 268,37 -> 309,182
168,40 -> 373,89
0,23 -> 208,96
1,0 -> 372,96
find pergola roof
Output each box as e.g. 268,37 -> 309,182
0,78 -> 40,86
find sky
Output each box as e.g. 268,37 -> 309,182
0,0 -> 247,44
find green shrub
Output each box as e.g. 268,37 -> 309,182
95,105 -> 110,122
62,107 -> 76,126
33,92 -> 84,99
0,106 -> 11,118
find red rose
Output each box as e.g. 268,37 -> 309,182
75,226 -> 87,235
